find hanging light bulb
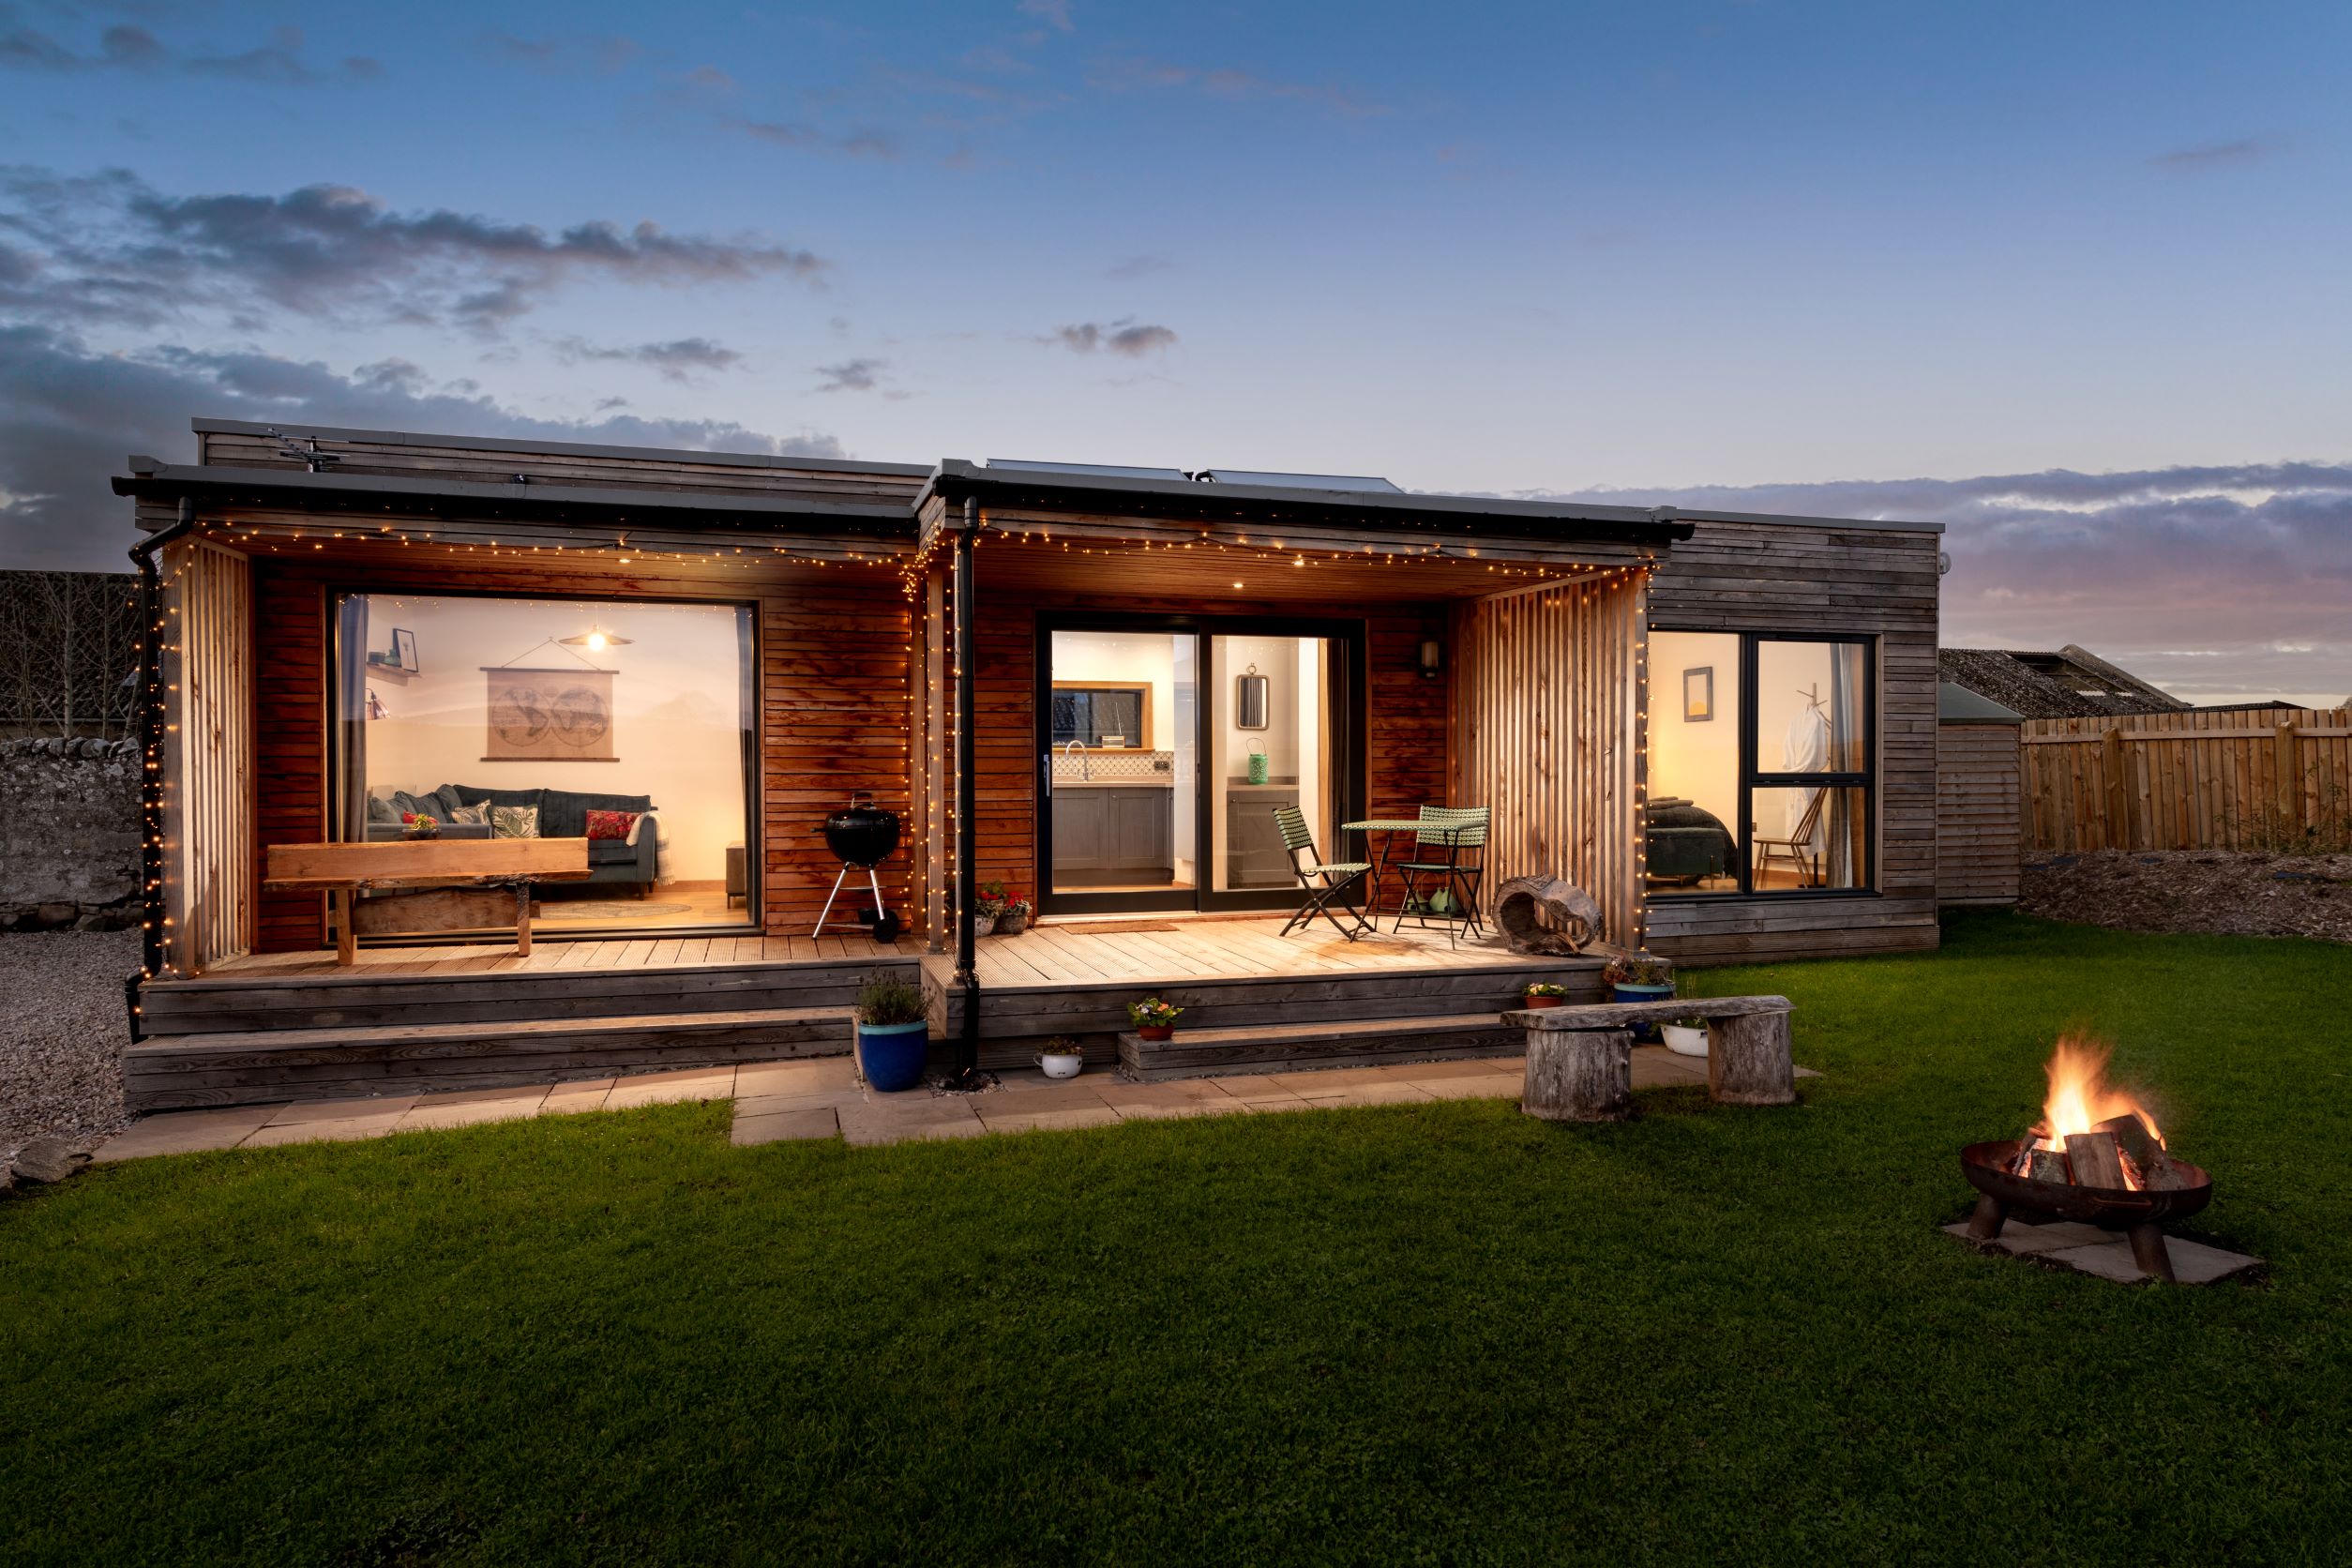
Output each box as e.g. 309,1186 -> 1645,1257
559,625 -> 633,650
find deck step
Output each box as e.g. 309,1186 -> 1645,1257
123,1005 -> 857,1111
136,957 -> 914,1035
1118,1012 -> 1526,1081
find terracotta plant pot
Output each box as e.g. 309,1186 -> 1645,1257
1138,1025 -> 1175,1041
1522,993 -> 1562,1009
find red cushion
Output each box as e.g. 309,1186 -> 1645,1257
585,808 -> 639,841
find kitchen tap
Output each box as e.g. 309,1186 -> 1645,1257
1063,739 -> 1090,780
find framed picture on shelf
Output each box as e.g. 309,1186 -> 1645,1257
392,628 -> 419,673
1682,666 -> 1713,722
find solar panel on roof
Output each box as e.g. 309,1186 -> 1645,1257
983,459 -> 1191,482
1193,470 -> 1403,492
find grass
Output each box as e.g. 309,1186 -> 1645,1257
5,909 -> 2350,1564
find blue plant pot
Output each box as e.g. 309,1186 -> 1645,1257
1613,981 -> 1676,1042
857,1021 -> 929,1092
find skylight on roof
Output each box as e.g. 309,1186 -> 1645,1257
982,459 -> 1190,482
1194,470 -> 1403,492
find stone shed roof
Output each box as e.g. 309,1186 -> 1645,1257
1937,644 -> 2188,720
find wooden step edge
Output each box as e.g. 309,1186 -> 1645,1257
1118,1012 -> 1515,1048
126,1005 -> 857,1057
145,957 -> 917,994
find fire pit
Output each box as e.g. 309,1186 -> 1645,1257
1960,1037 -> 2212,1282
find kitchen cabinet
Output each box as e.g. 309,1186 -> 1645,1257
1226,786 -> 1300,890
1050,786 -> 1173,884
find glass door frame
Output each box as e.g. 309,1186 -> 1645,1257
1032,610 -> 1368,917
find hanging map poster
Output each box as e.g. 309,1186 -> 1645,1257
482,667 -> 617,762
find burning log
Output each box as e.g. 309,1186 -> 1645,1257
2097,1111 -> 2191,1191
2064,1130 -> 2127,1190
2021,1141 -> 2073,1185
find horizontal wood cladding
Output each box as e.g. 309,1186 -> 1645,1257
161,540 -> 258,974
199,428 -> 927,506
1645,518 -> 1941,959
760,584 -> 914,934
982,505 -> 1655,570
252,566 -> 328,952
1938,722 -> 2022,905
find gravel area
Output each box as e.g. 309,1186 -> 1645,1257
1,929 -> 139,1167
2022,850 -> 2352,943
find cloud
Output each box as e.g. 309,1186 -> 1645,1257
0,166 -> 826,336
726,117 -> 905,160
1087,57 -> 1386,117
0,325 -> 848,569
551,336 -> 745,383
2149,137 -> 2269,172
1529,462 -> 2352,705
475,31 -> 641,74
814,357 -> 886,393
1018,0 -> 1074,33
1103,253 -> 1174,281
0,18 -> 380,82
1046,319 -> 1177,356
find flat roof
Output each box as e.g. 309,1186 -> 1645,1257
190,417 -> 934,477
1937,682 -> 2025,723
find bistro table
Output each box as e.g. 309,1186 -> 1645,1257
1341,817 -> 1431,920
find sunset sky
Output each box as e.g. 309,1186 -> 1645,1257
3,1 -> 2345,703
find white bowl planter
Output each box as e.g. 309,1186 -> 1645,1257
1039,1049 -> 1084,1079
1661,1023 -> 1708,1058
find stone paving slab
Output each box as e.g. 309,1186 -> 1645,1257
541,1079 -> 616,1114
91,1105 -> 276,1161
265,1095 -> 418,1124
731,1108 -> 840,1147
1942,1221 -> 2262,1285
244,1113 -> 411,1148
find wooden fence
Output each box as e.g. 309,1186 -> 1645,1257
2021,707 -> 2352,853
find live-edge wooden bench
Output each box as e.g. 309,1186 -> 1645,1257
1502,995 -> 1797,1122
263,838 -> 595,965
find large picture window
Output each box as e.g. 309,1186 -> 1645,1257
1648,631 -> 1874,897
331,593 -> 758,936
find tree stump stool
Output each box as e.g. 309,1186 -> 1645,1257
1705,1011 -> 1796,1106
1521,1030 -> 1633,1122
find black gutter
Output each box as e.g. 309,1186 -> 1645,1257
919,460 -> 1694,549
947,497 -> 986,1089
126,496 -> 201,1020
113,464 -> 918,538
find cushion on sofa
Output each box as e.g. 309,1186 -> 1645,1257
584,808 -> 639,840
537,790 -> 654,840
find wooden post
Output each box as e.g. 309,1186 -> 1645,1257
2274,722 -> 2299,829
331,885 -> 356,967
1521,1029 -> 1633,1122
1705,1011 -> 1795,1105
2102,727 -> 2133,851
514,882 -> 533,957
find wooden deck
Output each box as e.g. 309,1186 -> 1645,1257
129,918 -> 1607,1108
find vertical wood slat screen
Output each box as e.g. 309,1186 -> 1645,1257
1448,572 -> 1648,950
161,539 -> 256,975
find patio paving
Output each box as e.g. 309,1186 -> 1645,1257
85,1045 -> 1817,1160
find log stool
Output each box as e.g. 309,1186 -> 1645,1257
1506,994 -> 1798,1116
1521,1029 -> 1634,1122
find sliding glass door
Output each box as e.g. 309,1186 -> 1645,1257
1036,614 -> 1363,916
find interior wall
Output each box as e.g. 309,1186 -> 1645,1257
357,595 -> 747,882
1048,630 -> 1178,749
1650,630 -> 1741,832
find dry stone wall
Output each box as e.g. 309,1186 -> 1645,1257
0,737 -> 142,930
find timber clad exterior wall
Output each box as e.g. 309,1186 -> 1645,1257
1937,722 -> 2021,905
1646,518 -> 1943,964
253,567 -> 328,953
159,539 -> 257,973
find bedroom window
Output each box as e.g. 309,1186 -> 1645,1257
1648,631 -> 1875,897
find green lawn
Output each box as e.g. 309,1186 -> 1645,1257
6,911 -> 2350,1565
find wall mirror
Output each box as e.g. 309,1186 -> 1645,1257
1235,664 -> 1270,730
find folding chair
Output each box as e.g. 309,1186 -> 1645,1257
1273,805 -> 1371,941
1392,805 -> 1488,946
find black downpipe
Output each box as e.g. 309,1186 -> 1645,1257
949,497 -> 984,1084
125,497 -> 201,1030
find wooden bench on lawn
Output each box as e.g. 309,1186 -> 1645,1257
1503,995 -> 1796,1122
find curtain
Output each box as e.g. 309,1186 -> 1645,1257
1826,644 -> 1862,883
333,594 -> 370,841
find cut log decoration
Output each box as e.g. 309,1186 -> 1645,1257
1521,1030 -> 1633,1122
1494,875 -> 1603,956
1704,1011 -> 1798,1106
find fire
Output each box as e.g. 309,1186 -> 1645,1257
2031,1035 -> 2163,1150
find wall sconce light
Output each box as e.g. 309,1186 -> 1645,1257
1419,639 -> 1443,679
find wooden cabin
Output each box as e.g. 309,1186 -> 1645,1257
111,420 -> 1942,1108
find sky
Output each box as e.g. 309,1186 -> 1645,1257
1,0 -> 2345,705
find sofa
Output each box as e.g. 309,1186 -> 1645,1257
1645,797 -> 1735,887
366,782 -> 659,892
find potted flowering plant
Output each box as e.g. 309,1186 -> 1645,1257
1038,1035 -> 1084,1079
1521,981 -> 1568,1010
400,812 -> 440,841
1603,952 -> 1676,1041
996,893 -> 1032,936
854,972 -> 929,1092
973,879 -> 1008,937
1660,1016 -> 1711,1058
1127,996 -> 1184,1041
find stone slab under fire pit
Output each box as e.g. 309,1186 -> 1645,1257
1942,1220 -> 2262,1286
